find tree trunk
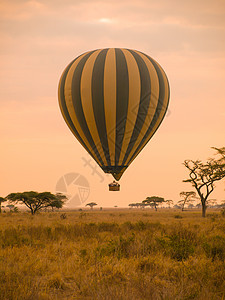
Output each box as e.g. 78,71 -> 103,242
202,203 -> 206,217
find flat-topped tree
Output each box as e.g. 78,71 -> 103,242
0,197 -> 6,213
183,147 -> 225,217
48,193 -> 67,211
86,202 -> 97,210
128,203 -> 136,208
6,191 -> 67,215
143,196 -> 165,211
128,203 -> 145,209
165,199 -> 174,208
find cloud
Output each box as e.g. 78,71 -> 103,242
0,0 -> 224,59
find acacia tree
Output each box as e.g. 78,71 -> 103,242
129,203 -> 146,209
165,199 -> 173,208
86,202 -> 97,210
6,191 -> 67,215
48,193 -> 67,211
0,197 -> 6,213
143,196 -> 165,211
178,191 -> 196,211
128,203 -> 136,208
183,148 -> 225,217
213,147 -> 225,161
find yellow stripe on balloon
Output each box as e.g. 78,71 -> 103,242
80,50 -> 107,166
118,49 -> 141,165
103,48 -> 117,166
64,52 -> 101,166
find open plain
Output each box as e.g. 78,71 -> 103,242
0,209 -> 225,300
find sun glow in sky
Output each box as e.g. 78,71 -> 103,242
99,18 -> 114,23
0,0 -> 225,207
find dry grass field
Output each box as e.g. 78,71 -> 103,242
0,209 -> 225,300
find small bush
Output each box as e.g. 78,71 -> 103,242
47,273 -> 66,290
203,235 -> 225,261
221,208 -> 225,217
135,220 -> 147,231
96,234 -> 135,259
98,222 -> 118,232
122,221 -> 134,230
79,248 -> 88,259
60,213 -> 67,219
156,225 -> 196,261
174,214 -> 182,219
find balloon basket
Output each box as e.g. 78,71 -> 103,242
109,181 -> 120,191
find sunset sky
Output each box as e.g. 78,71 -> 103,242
1,0 -> 225,207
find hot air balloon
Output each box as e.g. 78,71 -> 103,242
58,48 -> 170,188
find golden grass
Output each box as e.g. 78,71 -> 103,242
0,209 -> 224,299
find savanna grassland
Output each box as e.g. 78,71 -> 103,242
0,209 -> 225,300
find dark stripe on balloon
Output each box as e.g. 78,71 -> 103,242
126,55 -> 169,165
59,59 -> 95,160
91,49 -> 111,166
121,49 -> 151,165
71,51 -> 105,166
115,48 -> 129,166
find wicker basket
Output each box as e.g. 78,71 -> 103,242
109,181 -> 120,191
109,185 -> 120,191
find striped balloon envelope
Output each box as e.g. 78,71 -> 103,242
58,48 -> 170,181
